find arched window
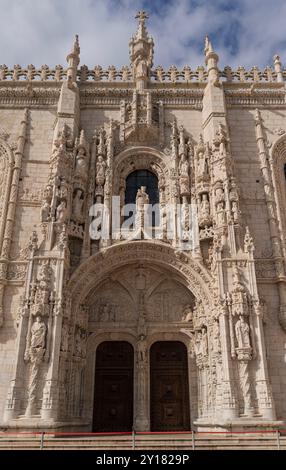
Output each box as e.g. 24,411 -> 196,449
125,170 -> 159,205
124,170 -> 159,227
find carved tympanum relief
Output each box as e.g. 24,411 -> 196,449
88,265 -> 195,324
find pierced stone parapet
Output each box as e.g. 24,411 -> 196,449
0,63 -> 285,85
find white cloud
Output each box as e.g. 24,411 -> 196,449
0,0 -> 285,70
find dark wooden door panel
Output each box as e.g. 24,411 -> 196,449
150,342 -> 190,431
93,342 -> 134,432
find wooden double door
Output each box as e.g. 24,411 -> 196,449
93,341 -> 190,432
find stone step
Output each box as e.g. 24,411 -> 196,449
0,433 -> 285,450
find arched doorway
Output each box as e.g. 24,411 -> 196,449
93,341 -> 134,432
150,341 -> 190,431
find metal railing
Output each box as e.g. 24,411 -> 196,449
0,429 -> 285,450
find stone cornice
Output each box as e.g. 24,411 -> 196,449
0,79 -> 284,108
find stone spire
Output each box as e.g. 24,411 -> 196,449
129,11 -> 154,90
135,10 -> 149,41
66,34 -> 80,85
204,36 -> 219,85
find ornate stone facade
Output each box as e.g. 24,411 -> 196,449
0,12 -> 285,432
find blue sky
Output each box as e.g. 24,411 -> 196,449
0,0 -> 286,69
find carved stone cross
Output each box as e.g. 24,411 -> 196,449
135,10 -> 149,23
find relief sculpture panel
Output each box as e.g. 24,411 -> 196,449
87,266 -> 195,325
89,279 -> 136,323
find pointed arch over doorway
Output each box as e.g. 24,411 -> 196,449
67,241 -> 212,431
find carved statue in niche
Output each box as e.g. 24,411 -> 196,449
201,327 -> 208,357
58,179 -> 69,200
31,262 -> 53,318
24,315 -> 47,416
30,316 -> 47,351
126,103 -> 132,122
74,326 -> 87,358
137,334 -> 147,364
229,182 -> 238,201
56,200 -> 68,223
179,154 -> 189,177
199,194 -> 211,226
136,186 -> 149,210
72,189 -> 84,223
194,328 -> 208,358
213,124 -> 228,157
96,155 -> 106,187
135,58 -> 148,80
41,200 -> 51,222
244,226 -> 254,253
212,320 -> 221,354
231,201 -> 239,223
204,243 -> 214,271
216,202 -> 226,226
74,147 -> 88,179
197,151 -> 208,180
232,265 -> 245,292
41,185 -> 53,222
235,315 -> 251,349
182,305 -> 193,324
215,186 -> 225,204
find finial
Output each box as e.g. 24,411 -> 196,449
135,10 -> 149,23
74,34 -> 80,55
273,54 -> 284,83
78,129 -> 88,152
129,10 -> 154,89
66,34 -> 80,84
204,36 -> 213,55
204,35 -> 219,85
134,10 -> 149,41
